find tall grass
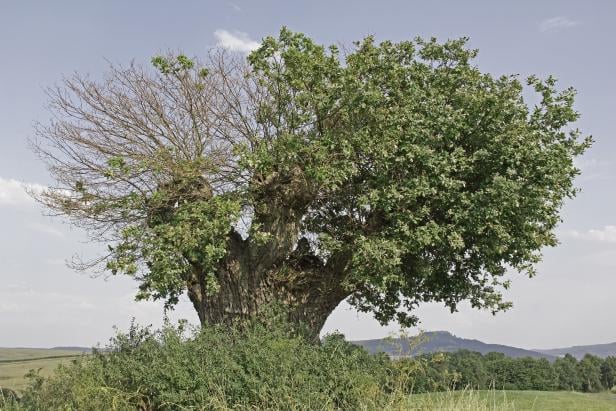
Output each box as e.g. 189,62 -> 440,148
405,388 -> 517,411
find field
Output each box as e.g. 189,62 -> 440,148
0,348 -> 87,391
411,390 -> 616,410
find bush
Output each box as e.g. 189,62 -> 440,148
0,388 -> 19,405
502,383 -> 518,391
7,308 -> 606,409
12,315 -> 408,410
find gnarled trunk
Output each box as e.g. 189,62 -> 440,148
185,167 -> 353,341
187,273 -> 347,342
186,230 -> 352,341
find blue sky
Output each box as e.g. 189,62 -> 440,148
1,0 -> 615,349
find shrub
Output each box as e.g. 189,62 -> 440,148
13,315 -> 406,410
0,388 -> 19,406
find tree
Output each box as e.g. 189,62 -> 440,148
578,354 -> 604,392
527,358 -> 557,391
554,354 -> 581,391
447,350 -> 488,389
33,28 -> 591,340
484,352 -> 512,389
600,356 -> 616,390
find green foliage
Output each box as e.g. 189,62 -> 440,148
245,28 -> 591,326
600,356 -> 616,390
3,323 -> 616,410
406,350 -> 609,394
151,54 -> 195,75
554,354 -> 582,391
11,317 -> 404,410
38,27 -> 591,331
0,388 -> 19,405
578,354 -> 604,393
107,194 -> 241,307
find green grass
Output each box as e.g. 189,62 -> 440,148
0,348 -> 86,391
411,390 -> 616,410
496,390 -> 616,411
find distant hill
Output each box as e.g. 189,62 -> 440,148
353,331 -> 556,360
0,347 -> 87,362
51,346 -> 91,352
535,342 -> 616,359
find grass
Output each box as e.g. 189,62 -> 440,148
0,348 -> 86,391
411,390 -> 616,410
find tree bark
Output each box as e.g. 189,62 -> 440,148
186,231 -> 351,342
184,167 -> 353,341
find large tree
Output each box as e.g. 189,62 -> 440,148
34,29 -> 590,340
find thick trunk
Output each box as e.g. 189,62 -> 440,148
187,167 -> 351,341
186,233 -> 351,341
187,265 -> 349,341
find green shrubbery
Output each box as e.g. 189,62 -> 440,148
2,313 -> 415,410
2,312 -> 615,409
0,388 -> 19,405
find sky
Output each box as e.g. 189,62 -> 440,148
0,0 -> 615,350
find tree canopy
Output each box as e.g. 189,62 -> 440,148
34,28 -> 591,337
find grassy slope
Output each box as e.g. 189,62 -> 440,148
0,348 -> 86,391
412,390 -> 616,410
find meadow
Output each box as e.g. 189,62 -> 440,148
411,390 -> 616,410
0,349 -> 85,391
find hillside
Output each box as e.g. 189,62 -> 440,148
353,331 -> 557,360
536,342 -> 616,359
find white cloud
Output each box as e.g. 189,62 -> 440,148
574,157 -> 614,182
560,225 -> 616,243
214,29 -> 260,53
540,16 -> 580,33
0,177 -> 46,206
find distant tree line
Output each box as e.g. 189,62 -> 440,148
401,350 -> 616,393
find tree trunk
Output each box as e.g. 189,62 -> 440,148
185,169 -> 352,341
187,278 -> 347,342
186,232 -> 351,342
